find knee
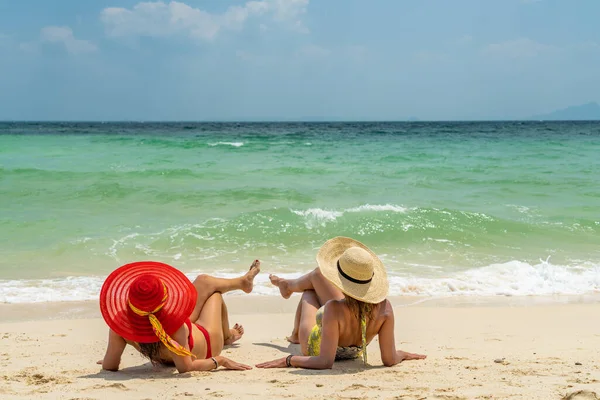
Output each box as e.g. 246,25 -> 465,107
193,274 -> 209,285
193,274 -> 215,292
300,290 -> 317,304
310,268 -> 324,279
207,292 -> 223,302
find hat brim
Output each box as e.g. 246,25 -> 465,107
100,261 -> 197,343
316,237 -> 388,304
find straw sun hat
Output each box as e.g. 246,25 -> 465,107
317,237 -> 388,304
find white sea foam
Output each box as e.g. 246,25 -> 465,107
346,204 -> 407,213
208,142 -> 244,147
0,276 -> 104,304
291,204 -> 407,228
291,208 -> 344,226
1,260 -> 599,303
388,260 -> 600,296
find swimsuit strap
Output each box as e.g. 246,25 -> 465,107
361,313 -> 367,365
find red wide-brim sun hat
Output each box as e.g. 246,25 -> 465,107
100,261 -> 197,343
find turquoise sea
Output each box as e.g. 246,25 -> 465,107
1,121 -> 599,302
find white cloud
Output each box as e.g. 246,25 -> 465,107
40,26 -> 97,54
482,38 -> 556,59
101,0 -> 309,41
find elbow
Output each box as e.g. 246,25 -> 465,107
382,359 -> 397,367
316,359 -> 334,370
176,366 -> 191,374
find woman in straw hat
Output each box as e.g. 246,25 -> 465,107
98,260 -> 260,373
257,237 -> 425,369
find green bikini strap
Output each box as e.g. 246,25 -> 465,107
361,314 -> 367,365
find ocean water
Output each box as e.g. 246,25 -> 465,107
1,121 -> 599,303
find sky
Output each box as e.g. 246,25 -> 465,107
0,0 -> 599,121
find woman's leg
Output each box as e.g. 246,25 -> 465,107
297,290 -> 320,356
271,268 -> 344,343
221,300 -> 244,345
286,299 -> 302,344
189,260 -> 260,322
195,292 -> 227,356
189,260 -> 260,356
196,292 -> 245,356
270,267 -> 344,305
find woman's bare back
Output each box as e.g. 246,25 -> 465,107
330,299 -> 390,348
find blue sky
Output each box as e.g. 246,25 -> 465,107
1,0 -> 599,120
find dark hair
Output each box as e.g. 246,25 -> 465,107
344,295 -> 376,322
138,342 -> 164,365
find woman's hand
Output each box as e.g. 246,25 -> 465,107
218,357 -> 253,371
255,357 -> 288,369
396,350 -> 427,363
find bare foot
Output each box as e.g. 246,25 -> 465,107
241,260 -> 261,294
269,274 -> 292,299
225,323 -> 244,345
286,332 -> 300,344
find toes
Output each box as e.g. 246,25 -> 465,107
249,260 -> 261,272
232,323 -> 244,335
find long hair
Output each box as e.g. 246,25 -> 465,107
138,342 -> 164,365
344,294 -> 376,323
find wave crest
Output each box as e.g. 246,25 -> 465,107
208,142 -> 244,147
1,260 -> 598,303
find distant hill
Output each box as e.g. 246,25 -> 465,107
531,102 -> 600,121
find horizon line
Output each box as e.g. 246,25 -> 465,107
1,119 -> 600,123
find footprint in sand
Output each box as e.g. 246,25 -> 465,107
562,391 -> 599,400
90,383 -> 129,391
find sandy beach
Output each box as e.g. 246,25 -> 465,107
1,296 -> 599,400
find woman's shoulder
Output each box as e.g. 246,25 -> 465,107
323,298 -> 346,311
322,299 -> 351,318
375,299 -> 393,318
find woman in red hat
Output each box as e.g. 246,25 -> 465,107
98,260 -> 260,373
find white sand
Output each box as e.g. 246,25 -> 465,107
1,296 -> 599,400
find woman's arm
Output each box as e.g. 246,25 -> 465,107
173,355 -> 252,373
100,329 -> 127,371
256,301 -> 340,370
170,325 -> 252,373
378,301 -> 426,366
